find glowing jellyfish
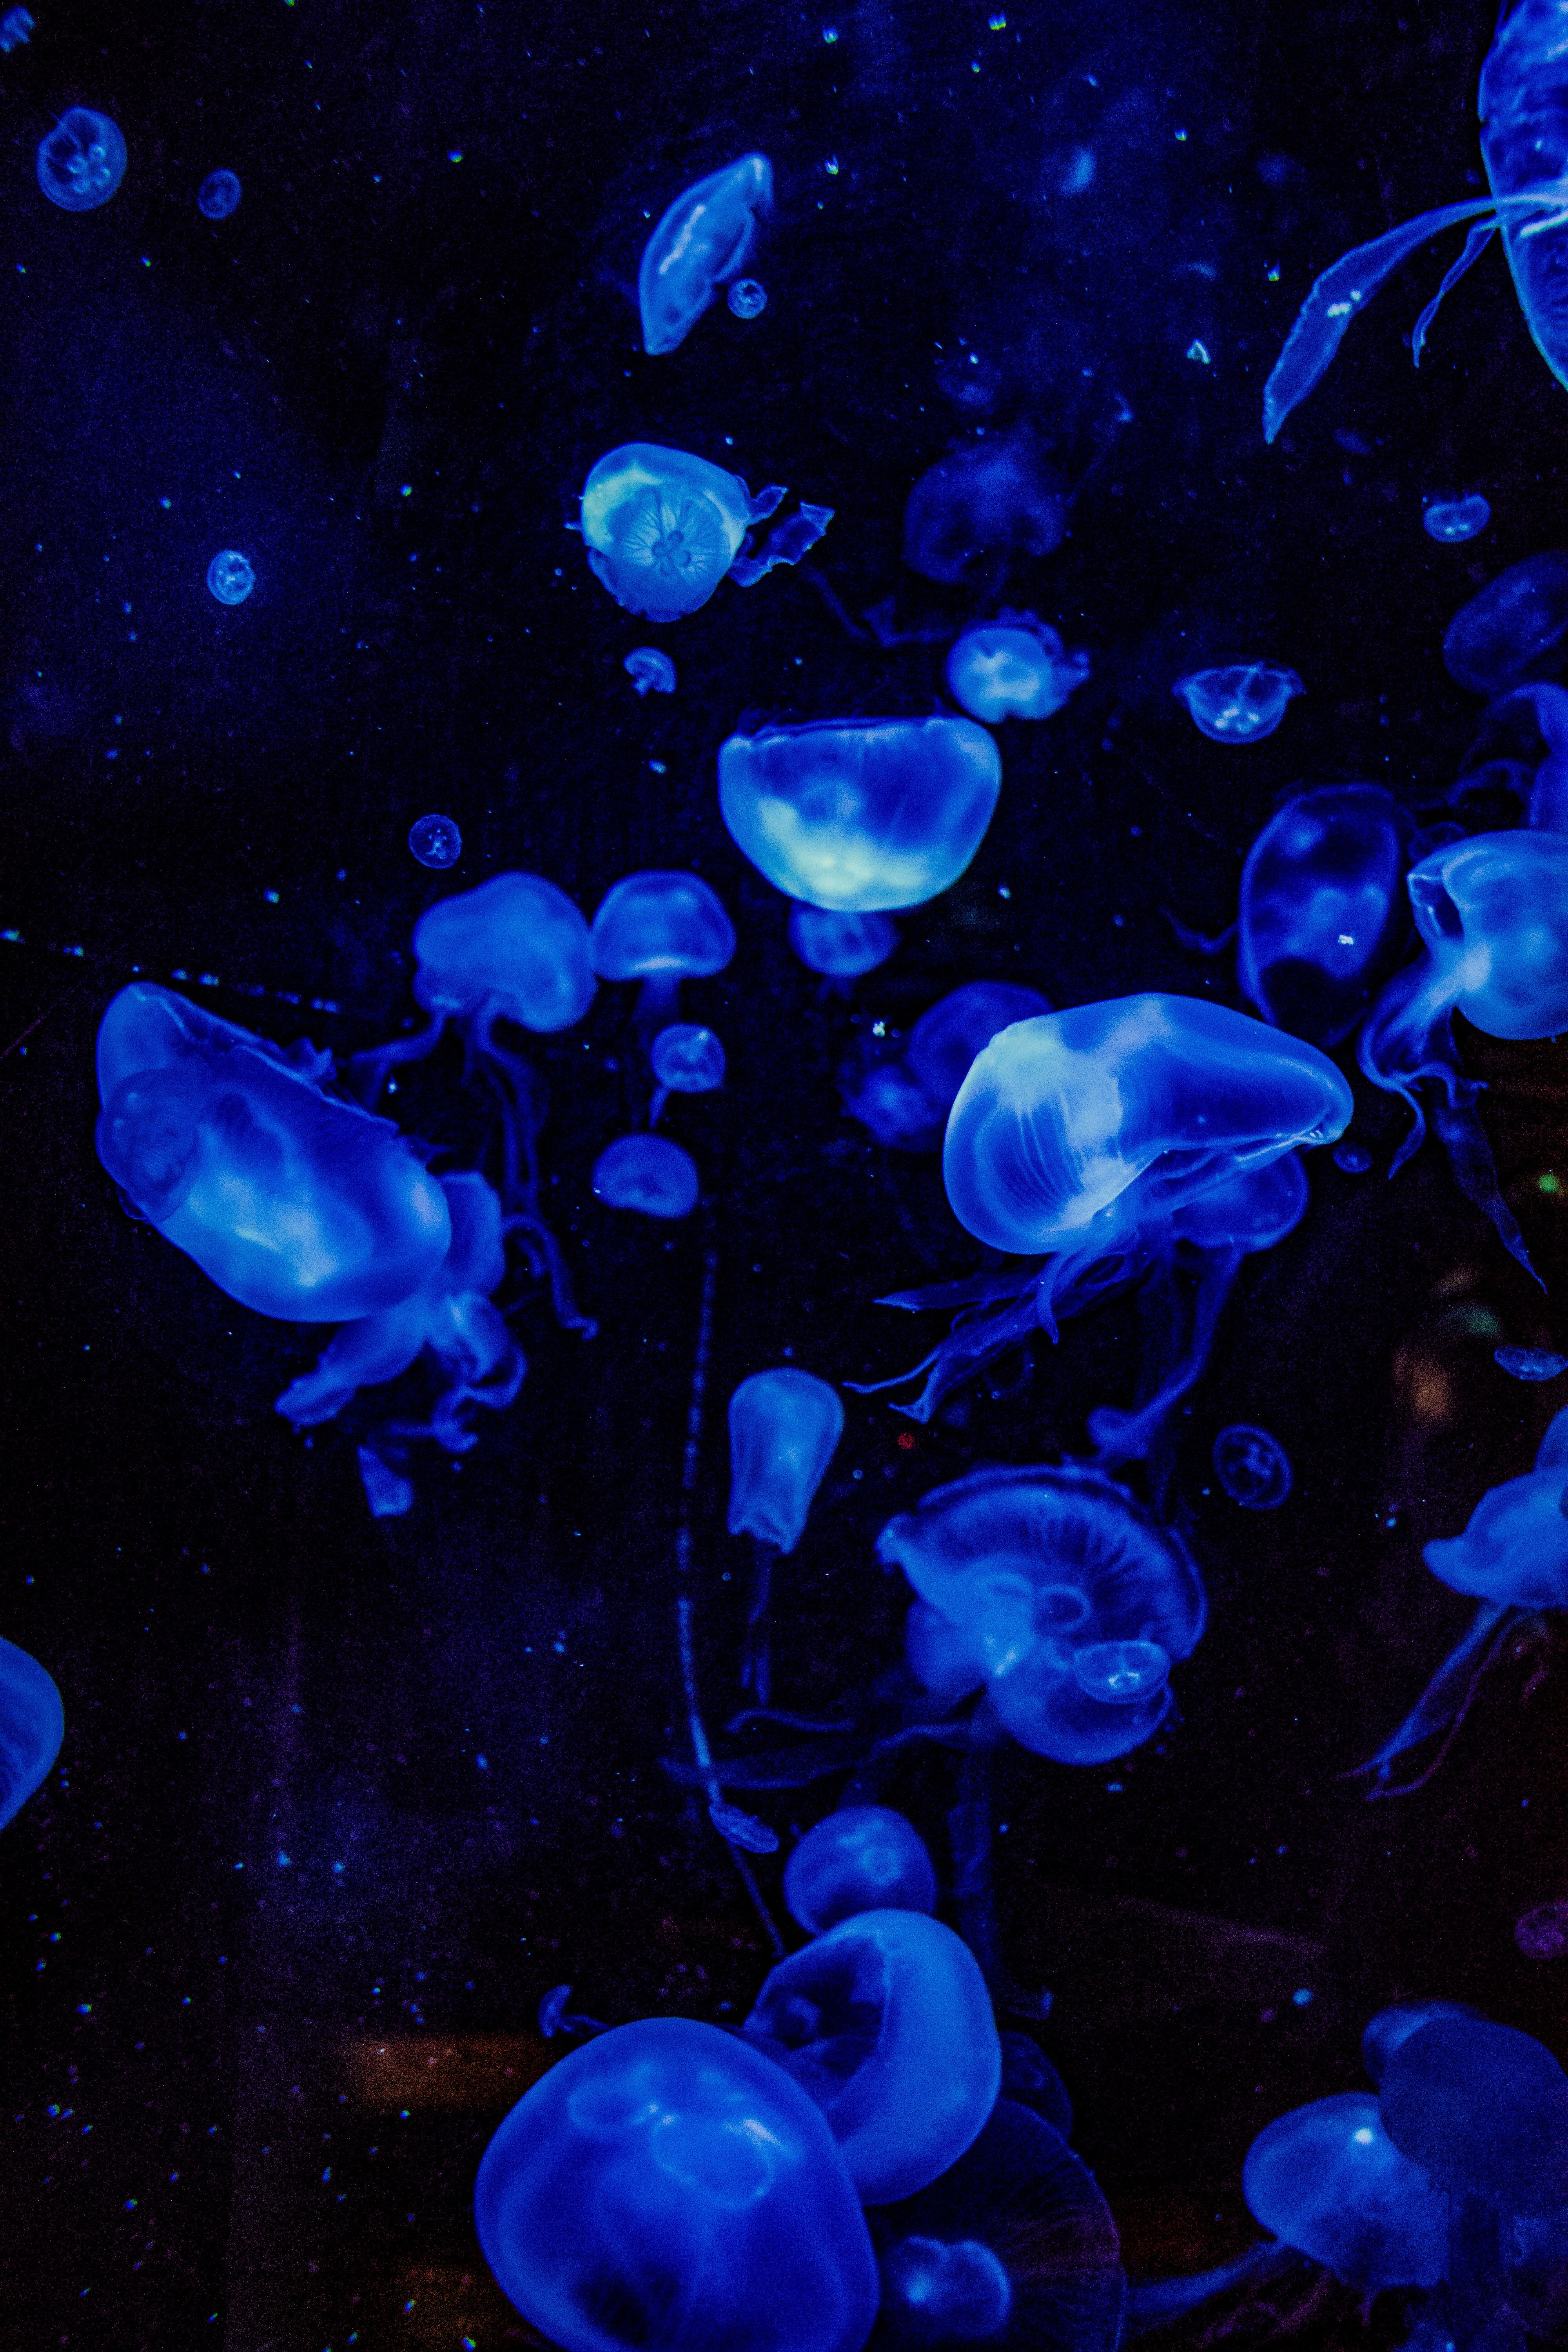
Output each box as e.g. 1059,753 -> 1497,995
1379,2014 -> 1568,2214
1424,494 -> 1491,543
207,550 -> 255,606
1212,1425 -> 1293,1509
358,1446 -> 414,1518
1241,2096 -> 1449,2289
407,813 -> 462,869
36,108 -> 126,211
1174,663 -> 1303,744
197,169 -> 241,220
638,153 -> 772,355
0,9 -> 34,53
474,2015 -> 879,2352
904,430 -> 1066,586
719,718 -> 1002,911
729,1367 -> 844,1697
1361,2000 -> 1483,2086
1496,1345 -> 1568,1379
1516,1901 -> 1568,1957
579,443 -> 831,621
96,983 -> 451,1323
623,646 -> 677,696
1444,553 -> 1568,693
784,1807 -> 938,1935
0,1637 -> 64,1833
844,983 -> 1051,1152
590,871 -> 735,1022
592,1134 -> 700,1218
650,1024 -> 725,1093
729,277 -> 767,318
743,1909 -> 1002,2202
1238,785 -> 1408,1046
790,906 -> 898,978
946,617 -> 1091,724
1335,1142 -> 1372,1172
878,1463 -> 1207,1765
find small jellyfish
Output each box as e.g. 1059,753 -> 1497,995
650,1023 -> 725,1093
1379,2013 -> 1568,2214
0,1636 -> 64,1833
1242,2095 -> 1449,2289
784,1807 -> 938,1935
622,646 -> 677,696
590,870 -> 735,1024
1515,1901 -> 1568,1958
946,617 -> 1091,724
580,443 -> 831,621
728,276 -> 768,318
844,982 -> 1051,1152
1495,1345 -> 1568,1380
709,1800 -> 781,1854
197,169 -> 241,221
638,153 -> 773,355
0,9 -> 34,53
790,906 -> 898,978
1174,663 -> 1303,744
719,717 -> 1002,912
904,429 -> 1067,588
729,1367 -> 844,1694
1443,552 -> 1568,693
357,1445 -> 414,1518
1334,1142 -> 1372,1173
474,2016 -> 879,2352
1212,1425 -> 1293,1510
592,1134 -> 700,1218
207,550 -> 256,606
36,108 -> 126,211
407,813 -> 462,870
879,2236 -> 1011,2341
1423,494 -> 1490,543
743,1909 -> 1002,2203
1238,785 -> 1408,1046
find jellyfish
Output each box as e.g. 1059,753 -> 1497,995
637,153 -> 773,355
719,719 -> 1002,912
207,551 -> 256,606
1241,2095 -> 1450,2290
1212,1425 -> 1293,1509
407,813 -> 462,869
474,2015 -> 879,2352
36,108 -> 126,211
904,430 -> 1067,588
1424,494 -> 1491,543
274,1170 -> 523,1454
1515,1902 -> 1568,1958
1495,1346 -> 1568,1379
0,9 -> 34,53
1444,553 -> 1568,694
0,1637 -> 64,1833
592,1134 -> 700,1218
1237,785 -> 1408,1046
791,907 -> 899,979
946,618 -> 1091,725
589,870 -> 734,1029
579,443 -> 832,621
1360,829 -> 1568,1276
1361,2000 -> 1485,2087
742,1909 -> 1002,2202
623,646 -> 677,696
864,996 -> 1350,1425
1173,663 -> 1303,744
197,169 -> 241,220
96,983 -> 452,1323
650,1023 -> 725,1109
844,984 -> 1051,1153
729,277 -> 767,319
784,1807 -> 938,1935
728,1368 -> 845,1696
1379,2013 -> 1568,2216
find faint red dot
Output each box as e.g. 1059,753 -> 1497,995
897,1432 -> 915,1451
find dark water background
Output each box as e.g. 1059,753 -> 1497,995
2,0 -> 1566,2343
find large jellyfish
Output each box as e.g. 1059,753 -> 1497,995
719,718 -> 1002,911
638,153 -> 773,354
844,982 -> 1051,1153
474,2016 -> 879,2352
579,443 -> 832,621
0,1637 -> 65,1833
1241,2095 -> 1450,2289
1238,786 -> 1408,1046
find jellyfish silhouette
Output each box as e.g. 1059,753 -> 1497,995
0,1636 -> 64,1833
1443,554 -> 1568,695
904,430 -> 1067,589
728,1367 -> 844,1697
1174,664 -> 1303,744
1424,495 -> 1491,543
579,443 -> 831,620
1238,785 -> 1408,1047
844,983 -> 1051,1153
791,907 -> 899,979
638,153 -> 772,354
784,1807 -> 938,1935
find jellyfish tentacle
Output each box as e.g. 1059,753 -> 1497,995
346,1013 -> 447,1105
947,1722 -> 1053,2020
1125,2241 -> 1300,2336
1412,220 -> 1499,362
476,1028 -> 597,1336
1088,1242 -> 1245,1470
1358,1600 -> 1518,1794
1432,1098 -> 1542,1284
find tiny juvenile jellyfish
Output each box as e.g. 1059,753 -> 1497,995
784,1807 -> 937,1935
1174,662 -> 1303,744
1515,1900 -> 1568,1958
743,1909 -> 1002,2203
1423,494 -> 1491,543
0,1636 -> 64,1833
904,429 -> 1066,586
844,981 -> 1050,1151
946,617 -> 1091,724
622,646 -> 676,695
1242,2095 -> 1449,2289
580,443 -> 831,621
1495,1345 -> 1568,1380
638,153 -> 772,355
407,812 -> 462,869
1238,785 -> 1408,1047
207,550 -> 256,606
1334,1142 -> 1373,1172
1212,1425 -> 1293,1509
197,169 -> 241,220
36,108 -> 126,211
650,1023 -> 724,1093
728,276 -> 767,318
719,717 -> 1002,911
1443,552 -> 1568,693
789,906 -> 898,978
592,1133 -> 699,1218
474,2016 -> 879,2352
590,870 -> 734,1022
729,1366 -> 844,1695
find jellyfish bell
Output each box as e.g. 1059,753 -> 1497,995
412,872 -> 597,1035
1379,2015 -> 1568,2215
784,1807 -> 938,1936
1241,2094 -> 1450,2290
0,1636 -> 64,1833
790,906 -> 898,978
1174,663 -> 1302,744
946,618 -> 1091,725
1238,785 -> 1409,1046
638,152 -> 773,356
590,870 -> 735,1025
579,443 -> 828,621
903,430 -> 1067,587
727,1368 -> 844,1552
1444,553 -> 1568,695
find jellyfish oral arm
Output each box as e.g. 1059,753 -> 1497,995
1358,1599 -> 1516,1793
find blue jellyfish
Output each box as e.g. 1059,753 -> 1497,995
206,550 -> 256,606
1424,494 -> 1491,543
1237,785 -> 1408,1047
1361,2000 -> 1484,2087
579,444 -> 832,621
0,1637 -> 64,1833
407,813 -> 462,869
728,276 -> 767,319
474,2016 -> 879,2352
946,617 -> 1091,725
1496,1345 -> 1568,1379
197,169 -> 241,220
1212,1425 -> 1293,1509
1444,553 -> 1568,693
1361,829 -> 1568,1275
638,153 -> 773,354
1241,2096 -> 1450,2290
590,871 -> 734,1025
790,906 -> 898,979
650,1023 -> 725,1096
784,1807 -> 937,1935
1379,2014 -> 1568,2216
592,1134 -> 700,1218
1174,663 -> 1303,744
743,1909 -> 1002,2203
1519,682 -> 1568,829
904,430 -> 1066,587
729,1367 -> 844,1697
719,719 -> 1002,912
275,1171 -> 523,1453
623,646 -> 677,696
0,10 -> 34,53
878,1463 -> 1207,1765
36,108 -> 126,211
866,996 -> 1350,1424
844,983 -> 1051,1153
96,984 -> 451,1323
